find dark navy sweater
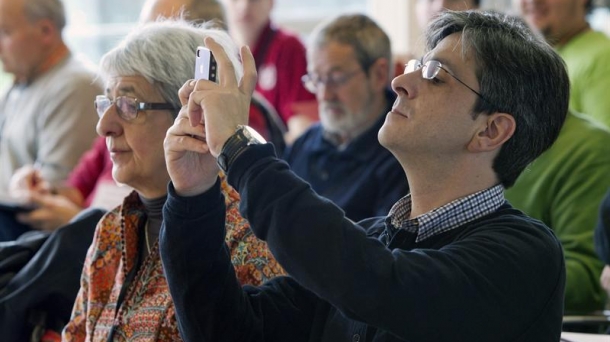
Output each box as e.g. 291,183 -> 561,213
160,144 -> 565,342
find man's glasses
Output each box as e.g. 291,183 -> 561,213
94,95 -> 178,121
404,59 -> 494,106
301,69 -> 362,93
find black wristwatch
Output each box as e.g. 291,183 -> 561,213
217,125 -> 266,173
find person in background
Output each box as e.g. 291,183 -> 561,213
506,0 -> 610,314
5,138 -> 131,235
284,14 -> 408,222
518,0 -> 610,128
221,0 -> 317,144
161,10 -> 569,341
504,110 -> 610,314
0,0 -> 100,239
62,19 -> 284,341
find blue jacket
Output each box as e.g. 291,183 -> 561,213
283,90 -> 408,221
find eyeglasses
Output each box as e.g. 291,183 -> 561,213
301,69 -> 362,93
404,59 -> 494,106
94,95 -> 178,121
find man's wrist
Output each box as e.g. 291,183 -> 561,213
217,125 -> 266,173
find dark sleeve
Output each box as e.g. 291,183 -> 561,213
159,178 -> 317,342
594,189 -> 610,264
228,144 -> 564,341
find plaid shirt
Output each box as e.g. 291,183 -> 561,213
388,184 -> 505,242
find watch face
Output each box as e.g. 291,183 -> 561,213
242,125 -> 267,144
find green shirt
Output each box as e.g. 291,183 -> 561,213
557,30 -> 610,129
505,111 -> 610,313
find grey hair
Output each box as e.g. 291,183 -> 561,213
308,13 -> 392,78
99,19 -> 242,116
426,11 -> 569,188
23,0 -> 66,31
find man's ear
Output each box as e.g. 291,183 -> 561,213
468,112 -> 516,153
369,57 -> 390,90
37,19 -> 57,44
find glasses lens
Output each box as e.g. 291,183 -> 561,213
94,96 -> 110,117
302,74 -> 318,93
404,60 -> 421,74
422,60 -> 441,80
116,96 -> 138,120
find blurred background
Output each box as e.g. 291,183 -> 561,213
0,0 -> 609,92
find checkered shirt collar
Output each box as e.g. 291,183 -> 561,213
388,184 -> 505,242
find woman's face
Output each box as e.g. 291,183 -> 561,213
96,75 -> 175,199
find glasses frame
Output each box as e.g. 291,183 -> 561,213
405,59 -> 495,108
301,68 -> 363,94
94,95 -> 178,121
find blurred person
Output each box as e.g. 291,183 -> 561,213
284,14 -> 409,222
518,0 -> 610,128
4,138 -> 132,238
0,0 -> 100,196
62,19 -> 284,341
221,0 -> 316,143
161,10 -> 569,341
505,111 -> 610,313
508,0 -> 610,314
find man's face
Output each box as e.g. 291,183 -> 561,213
379,33 -> 487,161
518,0 -> 588,44
0,0 -> 46,79
222,0 -> 273,37
416,0 -> 478,30
307,42 -> 379,138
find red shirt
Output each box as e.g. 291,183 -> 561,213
66,136 -> 113,207
252,22 -> 316,124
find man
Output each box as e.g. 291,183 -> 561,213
0,0 -> 100,195
162,10 -> 569,341
519,0 -> 610,128
221,0 -> 316,143
284,14 -> 408,222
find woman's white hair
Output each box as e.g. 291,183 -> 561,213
99,18 -> 242,114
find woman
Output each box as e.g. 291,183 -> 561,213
62,19 -> 284,341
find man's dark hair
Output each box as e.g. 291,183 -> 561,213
426,11 -> 569,188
